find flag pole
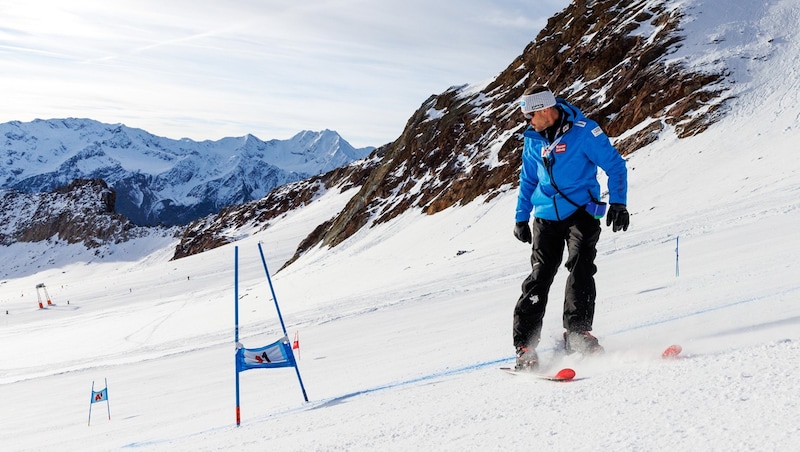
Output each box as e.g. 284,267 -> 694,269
105,378 -> 111,420
257,242 -> 309,402
257,242 -> 288,337
88,381 -> 94,426
234,246 -> 242,426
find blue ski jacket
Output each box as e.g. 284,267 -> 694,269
515,99 -> 627,222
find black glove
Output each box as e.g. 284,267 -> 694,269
513,221 -> 532,243
606,203 -> 629,232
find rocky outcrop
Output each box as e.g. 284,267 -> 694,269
0,179 -> 159,248
503,0 -> 728,152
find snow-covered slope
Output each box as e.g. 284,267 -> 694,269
0,119 -> 373,225
1,0 -> 799,450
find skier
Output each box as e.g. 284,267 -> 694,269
512,86 -> 629,371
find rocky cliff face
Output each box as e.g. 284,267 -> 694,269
0,179 -> 164,248
515,0 -> 727,150
170,0 -> 732,265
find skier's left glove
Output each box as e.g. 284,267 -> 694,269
606,203 -> 629,232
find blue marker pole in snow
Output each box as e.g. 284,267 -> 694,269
104,378 -> 111,421
234,246 -> 242,426
88,381 -> 94,426
675,236 -> 680,277
257,242 -> 288,337
257,242 -> 309,402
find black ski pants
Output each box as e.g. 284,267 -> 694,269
513,209 -> 601,349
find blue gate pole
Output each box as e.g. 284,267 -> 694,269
257,242 -> 309,402
105,378 -> 111,420
234,246 -> 242,426
88,381 -> 94,426
257,242 -> 288,337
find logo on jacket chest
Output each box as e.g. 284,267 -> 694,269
555,143 -> 567,153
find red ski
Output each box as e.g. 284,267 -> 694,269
661,344 -> 683,359
500,367 -> 576,381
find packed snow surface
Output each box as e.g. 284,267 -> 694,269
1,0 -> 800,450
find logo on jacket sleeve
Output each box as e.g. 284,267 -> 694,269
591,126 -> 604,137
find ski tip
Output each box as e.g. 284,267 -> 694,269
500,367 -> 576,381
554,368 -> 576,380
662,344 -> 683,359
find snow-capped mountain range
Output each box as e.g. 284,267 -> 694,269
0,119 -> 373,226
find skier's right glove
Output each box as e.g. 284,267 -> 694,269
513,221 -> 532,243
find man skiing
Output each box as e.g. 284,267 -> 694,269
512,85 -> 629,371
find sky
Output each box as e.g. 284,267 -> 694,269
0,0 -> 569,148
2,0 -> 799,450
